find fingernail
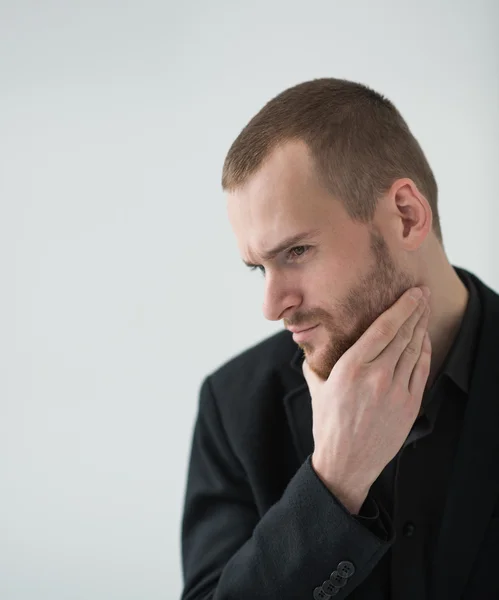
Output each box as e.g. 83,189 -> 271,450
410,288 -> 423,300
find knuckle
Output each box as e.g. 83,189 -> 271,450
403,341 -> 419,357
374,318 -> 397,339
392,380 -> 407,398
370,369 -> 391,394
398,319 -> 413,339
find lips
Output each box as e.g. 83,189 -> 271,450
290,324 -> 319,343
287,325 -> 317,334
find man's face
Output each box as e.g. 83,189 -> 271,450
226,140 -> 416,380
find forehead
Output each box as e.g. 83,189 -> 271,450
226,140 -> 338,256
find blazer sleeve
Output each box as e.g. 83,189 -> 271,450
180,376 -> 396,600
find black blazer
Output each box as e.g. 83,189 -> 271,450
180,267 -> 499,600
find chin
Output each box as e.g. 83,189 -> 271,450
302,348 -> 331,380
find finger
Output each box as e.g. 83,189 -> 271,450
408,329 -> 432,397
392,302 -> 430,388
375,296 -> 426,371
352,287 -> 426,364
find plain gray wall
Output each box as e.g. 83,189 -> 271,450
2,1 -> 498,598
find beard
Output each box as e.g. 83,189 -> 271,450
299,229 -> 417,381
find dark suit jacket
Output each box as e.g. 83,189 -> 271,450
180,267 -> 499,600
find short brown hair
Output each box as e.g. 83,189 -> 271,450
222,77 -> 442,245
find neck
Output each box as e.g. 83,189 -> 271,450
424,266 -> 469,391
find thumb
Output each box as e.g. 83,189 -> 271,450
302,357 -> 324,397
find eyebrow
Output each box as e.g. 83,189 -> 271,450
242,228 -> 321,268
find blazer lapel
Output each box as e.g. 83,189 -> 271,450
282,347 -> 315,465
430,277 -> 499,599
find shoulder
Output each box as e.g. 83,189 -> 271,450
208,329 -> 299,396
201,330 -> 303,427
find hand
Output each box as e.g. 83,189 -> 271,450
303,287 -> 432,513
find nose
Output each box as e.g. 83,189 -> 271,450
262,274 -> 301,321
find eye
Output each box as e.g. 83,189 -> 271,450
287,245 -> 309,260
248,245 -> 310,276
250,265 -> 266,275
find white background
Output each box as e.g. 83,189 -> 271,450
1,1 -> 498,598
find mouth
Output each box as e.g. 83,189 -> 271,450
291,324 -> 319,343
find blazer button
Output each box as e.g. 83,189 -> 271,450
313,587 -> 331,599
337,560 -> 356,578
322,580 -> 339,595
403,521 -> 416,537
329,570 -> 347,588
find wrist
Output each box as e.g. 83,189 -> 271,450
311,453 -> 371,515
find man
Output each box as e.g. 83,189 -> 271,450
180,78 -> 499,600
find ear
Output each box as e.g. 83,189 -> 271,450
390,178 -> 432,249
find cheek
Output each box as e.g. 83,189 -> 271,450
313,277 -> 341,315
316,325 -> 332,346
